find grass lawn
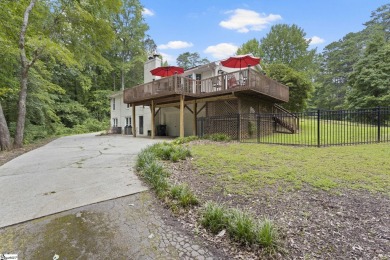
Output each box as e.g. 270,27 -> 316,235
245,118 -> 390,146
191,142 -> 390,195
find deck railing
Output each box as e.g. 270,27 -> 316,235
123,69 -> 289,104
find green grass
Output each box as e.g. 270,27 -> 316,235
191,142 -> 390,195
248,118 -> 390,146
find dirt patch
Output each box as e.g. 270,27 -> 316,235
165,146 -> 390,259
0,138 -> 56,166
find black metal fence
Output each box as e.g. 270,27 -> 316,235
197,107 -> 390,147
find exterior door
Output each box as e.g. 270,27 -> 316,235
139,116 -> 144,135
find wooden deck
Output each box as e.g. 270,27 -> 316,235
123,69 -> 289,106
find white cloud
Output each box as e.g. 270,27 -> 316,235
220,9 -> 282,33
204,43 -> 238,59
308,36 -> 325,45
142,8 -> 154,17
158,41 -> 194,50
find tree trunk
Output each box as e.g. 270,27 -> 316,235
14,0 -> 37,148
0,102 -> 12,151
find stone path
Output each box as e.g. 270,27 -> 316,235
0,192 -> 225,259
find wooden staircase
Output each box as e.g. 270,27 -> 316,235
272,104 -> 299,134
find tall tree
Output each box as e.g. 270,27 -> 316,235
14,0 -> 38,148
236,38 -> 263,58
311,3 -> 389,109
110,0 -> 149,89
347,35 -> 390,108
176,52 -> 209,70
2,0 -> 121,148
266,63 -> 313,112
311,32 -> 367,109
260,24 -> 315,71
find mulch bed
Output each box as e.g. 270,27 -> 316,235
165,142 -> 390,259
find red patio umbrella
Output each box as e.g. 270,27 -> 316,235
221,54 -> 261,69
150,66 -> 184,77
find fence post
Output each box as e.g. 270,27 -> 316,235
317,110 -> 321,147
237,114 -> 241,142
257,114 -> 260,143
377,106 -> 381,143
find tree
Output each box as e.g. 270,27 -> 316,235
311,3 -> 389,109
364,4 -> 390,41
236,38 -> 263,58
266,63 -> 313,112
110,0 -> 149,89
176,52 -> 209,70
311,32 -> 367,109
14,0 -> 38,148
347,35 -> 390,108
260,24 -> 315,72
0,103 -> 11,150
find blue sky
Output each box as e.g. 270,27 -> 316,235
140,0 -> 388,65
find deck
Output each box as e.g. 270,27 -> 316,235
123,69 -> 289,106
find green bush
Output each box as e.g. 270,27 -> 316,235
136,149 -> 156,171
200,203 -> 279,250
200,202 -> 228,234
227,209 -> 256,244
149,142 -> 191,162
169,184 -> 198,207
172,136 -> 199,145
256,218 -> 278,249
203,133 -> 231,142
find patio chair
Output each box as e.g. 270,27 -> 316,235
227,75 -> 237,89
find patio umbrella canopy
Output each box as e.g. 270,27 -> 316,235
221,54 -> 261,69
150,66 -> 184,77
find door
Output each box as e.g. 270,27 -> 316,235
139,116 -> 144,135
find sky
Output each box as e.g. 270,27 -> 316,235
140,0 -> 389,65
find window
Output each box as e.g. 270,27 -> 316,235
113,118 -> 118,127
112,98 -> 116,110
125,117 -> 131,126
126,103 -> 130,109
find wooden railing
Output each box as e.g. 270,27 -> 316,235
123,69 -> 289,104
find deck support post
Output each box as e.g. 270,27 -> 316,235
151,100 -> 155,139
193,102 -> 197,136
180,95 -> 185,138
132,104 -> 136,137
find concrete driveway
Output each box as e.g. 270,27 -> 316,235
0,133 -> 160,228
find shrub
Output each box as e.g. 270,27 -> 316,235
172,136 -> 199,145
136,149 -> 156,171
149,142 -> 191,162
227,209 -> 256,244
142,160 -> 170,197
203,133 -> 231,142
256,219 -> 278,249
200,202 -> 228,234
169,184 -> 199,207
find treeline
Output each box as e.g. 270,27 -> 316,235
0,0 -> 156,150
236,4 -> 389,112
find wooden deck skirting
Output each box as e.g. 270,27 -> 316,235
123,69 -> 289,106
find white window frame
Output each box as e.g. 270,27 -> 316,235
125,117 -> 131,126
113,118 -> 118,127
